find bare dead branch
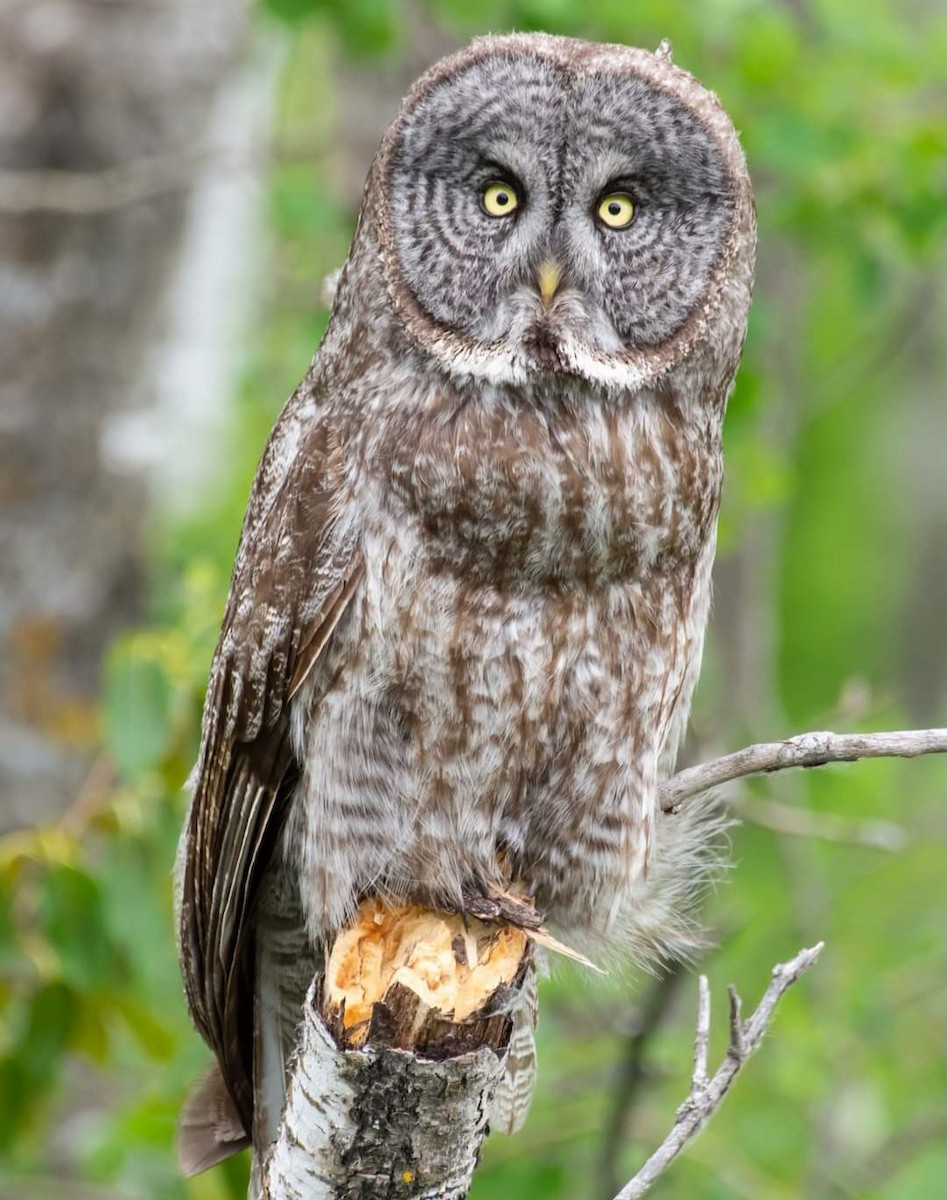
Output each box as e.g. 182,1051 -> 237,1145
260,903 -> 534,1200
0,139 -> 327,215
691,975 -> 710,1091
660,728 -> 947,813
612,942 -> 825,1200
252,724 -> 940,1197
260,983 -> 507,1200
0,154 -> 222,215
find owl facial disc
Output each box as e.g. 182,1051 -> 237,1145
374,34 -> 753,389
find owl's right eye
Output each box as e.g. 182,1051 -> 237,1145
481,181 -> 520,217
597,191 -> 636,230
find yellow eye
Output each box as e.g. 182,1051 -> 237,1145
597,192 -> 635,229
482,180 -> 519,217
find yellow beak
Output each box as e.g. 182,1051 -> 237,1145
536,260 -> 562,309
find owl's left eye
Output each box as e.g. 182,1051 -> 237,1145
597,192 -> 636,230
481,181 -> 520,217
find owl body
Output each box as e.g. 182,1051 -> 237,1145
177,32 -> 755,1175
284,346 -> 725,943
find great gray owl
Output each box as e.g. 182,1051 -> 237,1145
176,31 -> 755,1180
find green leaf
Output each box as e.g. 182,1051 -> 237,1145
103,643 -> 174,782
38,864 -> 121,992
0,1058 -> 25,1150
19,980 -> 75,1091
0,885 -> 17,975
263,0 -> 326,23
114,994 -> 178,1062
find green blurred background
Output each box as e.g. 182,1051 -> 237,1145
0,0 -> 944,1197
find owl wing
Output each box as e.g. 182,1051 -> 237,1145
487,959 -> 539,1135
178,391 -> 362,1144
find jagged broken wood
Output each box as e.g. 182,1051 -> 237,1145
259,901 -> 534,1199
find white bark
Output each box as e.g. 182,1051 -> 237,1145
260,980 -> 507,1200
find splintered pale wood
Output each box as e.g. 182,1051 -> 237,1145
324,899 -> 529,1051
260,903 -> 535,1198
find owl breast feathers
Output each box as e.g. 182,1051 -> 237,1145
176,31 -> 755,1177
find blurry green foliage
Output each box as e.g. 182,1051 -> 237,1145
265,0 -> 400,53
1,1 -> 943,1197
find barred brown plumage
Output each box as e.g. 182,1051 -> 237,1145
176,31 -> 755,1184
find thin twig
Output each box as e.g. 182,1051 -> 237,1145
598,962 -> 689,1199
692,975 -> 710,1091
726,986 -> 744,1061
60,752 -> 117,839
728,794 -> 908,851
0,152 -> 224,214
660,729 -> 947,813
612,943 -> 825,1200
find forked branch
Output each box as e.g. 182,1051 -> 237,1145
613,943 -> 825,1199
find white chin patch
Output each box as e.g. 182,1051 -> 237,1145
428,330 -> 654,394
431,291 -> 652,392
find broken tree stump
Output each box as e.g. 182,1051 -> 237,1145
260,900 -> 536,1200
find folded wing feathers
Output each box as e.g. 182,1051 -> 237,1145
177,400 -> 362,1164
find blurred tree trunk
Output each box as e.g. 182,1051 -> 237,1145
0,0 -> 251,830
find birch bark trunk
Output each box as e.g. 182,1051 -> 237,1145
261,989 -> 509,1200
258,902 -> 534,1200
0,0 -> 251,829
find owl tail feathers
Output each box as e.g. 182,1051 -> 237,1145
177,1064 -> 251,1176
605,794 -> 733,973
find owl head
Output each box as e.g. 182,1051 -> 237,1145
361,33 -> 755,392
